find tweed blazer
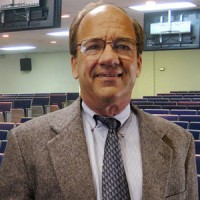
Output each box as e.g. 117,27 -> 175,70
0,98 -> 198,200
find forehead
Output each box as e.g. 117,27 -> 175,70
77,5 -> 136,41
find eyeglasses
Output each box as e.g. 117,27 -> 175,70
77,38 -> 138,56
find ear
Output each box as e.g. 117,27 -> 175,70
136,54 -> 142,78
71,56 -> 79,79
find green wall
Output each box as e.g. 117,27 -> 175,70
0,49 -> 200,97
132,49 -> 200,98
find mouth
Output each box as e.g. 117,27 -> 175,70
96,73 -> 122,78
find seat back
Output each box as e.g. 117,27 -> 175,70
189,122 -> 200,130
50,94 -> 67,108
195,140 -> 200,154
20,117 -> 33,123
0,130 -> 9,140
189,130 -> 200,140
31,106 -> 44,117
170,109 -> 197,115
172,121 -> 189,129
32,97 -> 50,107
0,112 -> 4,122
179,115 -> 200,122
0,122 -> 15,131
0,102 -> 12,112
11,109 -> 25,123
0,141 -> 7,153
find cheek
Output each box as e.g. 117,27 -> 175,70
79,57 -> 98,78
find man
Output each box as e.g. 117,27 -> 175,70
0,1 -> 198,200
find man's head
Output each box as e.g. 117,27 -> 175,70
69,2 -> 144,116
69,2 -> 144,58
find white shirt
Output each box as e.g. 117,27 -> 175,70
82,102 -> 143,200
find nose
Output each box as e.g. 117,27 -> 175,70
98,43 -> 120,66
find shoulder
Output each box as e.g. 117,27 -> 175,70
10,98 -> 82,141
132,106 -> 193,147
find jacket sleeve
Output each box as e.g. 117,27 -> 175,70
0,132 -> 34,200
185,135 -> 198,199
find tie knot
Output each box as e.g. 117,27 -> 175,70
93,115 -> 121,132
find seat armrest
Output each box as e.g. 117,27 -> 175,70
44,105 -> 50,114
4,111 -> 11,122
26,108 -> 32,117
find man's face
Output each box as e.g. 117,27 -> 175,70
71,5 -> 142,109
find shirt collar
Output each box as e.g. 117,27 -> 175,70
82,101 -> 131,128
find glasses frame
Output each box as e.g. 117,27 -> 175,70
76,37 -> 138,56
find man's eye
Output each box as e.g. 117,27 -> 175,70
85,44 -> 102,51
115,44 -> 131,51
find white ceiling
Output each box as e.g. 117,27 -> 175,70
0,0 -> 200,55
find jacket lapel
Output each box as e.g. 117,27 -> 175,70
46,99 -> 96,200
134,107 -> 173,199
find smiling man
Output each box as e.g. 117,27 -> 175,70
71,4 -> 142,117
0,1 -> 198,200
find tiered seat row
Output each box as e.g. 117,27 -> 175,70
0,92 -> 79,123
0,122 -> 16,164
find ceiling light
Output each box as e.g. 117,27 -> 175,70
47,31 -> 69,37
61,14 -> 70,19
0,46 -> 36,51
129,2 -> 196,11
50,41 -> 57,44
2,34 -> 9,38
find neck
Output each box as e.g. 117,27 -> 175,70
82,98 -> 130,117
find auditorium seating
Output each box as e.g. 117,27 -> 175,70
0,93 -> 80,123
0,153 -> 4,165
0,112 -> 4,122
189,130 -> 200,140
0,130 -> 9,140
10,108 -> 25,123
0,122 -> 15,131
172,121 -> 189,129
20,117 -> 34,123
0,140 -> 7,153
50,93 -> 67,109
189,122 -> 200,130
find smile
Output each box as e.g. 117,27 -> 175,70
96,74 -> 122,78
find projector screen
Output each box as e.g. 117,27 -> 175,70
0,0 -> 62,32
143,9 -> 200,51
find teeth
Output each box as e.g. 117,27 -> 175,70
98,74 -> 121,77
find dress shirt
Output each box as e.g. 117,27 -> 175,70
82,102 -> 143,200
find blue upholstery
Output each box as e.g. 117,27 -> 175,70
0,130 -> 9,140
189,122 -> 200,130
144,109 -> 169,115
170,109 -> 197,115
189,130 -> 200,140
195,141 -> 200,154
172,121 -> 189,129
50,94 -> 67,108
32,97 -> 50,107
0,123 -> 15,131
179,115 -> 200,122
0,140 -> 7,153
196,155 -> 200,175
20,117 -> 33,123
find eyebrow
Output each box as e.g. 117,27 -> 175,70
78,37 -> 137,44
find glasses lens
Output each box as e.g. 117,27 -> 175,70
113,39 -> 136,55
81,39 -> 104,55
